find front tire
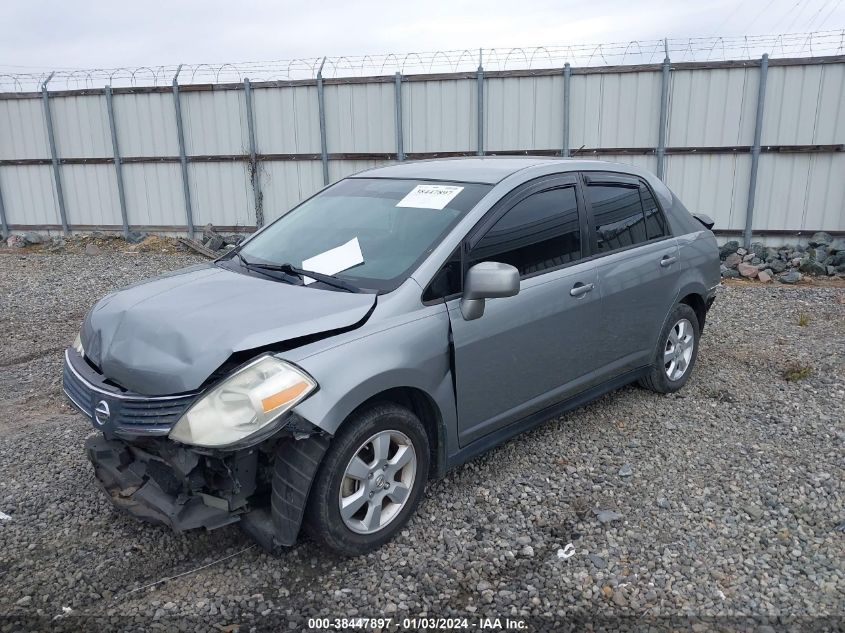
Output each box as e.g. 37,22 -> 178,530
304,402 -> 429,556
639,303 -> 700,394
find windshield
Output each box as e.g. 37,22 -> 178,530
236,178 -> 491,291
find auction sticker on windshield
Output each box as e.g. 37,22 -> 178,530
396,184 -> 464,210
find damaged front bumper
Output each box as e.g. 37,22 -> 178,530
85,429 -> 329,550
66,347 -> 331,549
85,435 -> 258,532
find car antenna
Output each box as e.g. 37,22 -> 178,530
570,144 -> 586,157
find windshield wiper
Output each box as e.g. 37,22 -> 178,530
244,261 -> 362,293
227,251 -> 300,285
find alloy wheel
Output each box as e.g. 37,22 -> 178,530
664,318 -> 694,381
338,430 -> 417,535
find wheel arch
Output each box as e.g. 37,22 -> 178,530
345,386 -> 445,479
679,291 -> 708,331
292,366 -> 455,480
269,378 -> 451,549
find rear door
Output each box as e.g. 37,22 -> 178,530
447,175 -> 604,446
581,172 -> 680,373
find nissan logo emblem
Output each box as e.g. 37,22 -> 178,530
94,400 -> 111,426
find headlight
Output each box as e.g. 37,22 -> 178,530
168,355 -> 317,448
72,333 -> 85,357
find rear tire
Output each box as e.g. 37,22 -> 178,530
304,402 -> 429,556
639,303 -> 700,394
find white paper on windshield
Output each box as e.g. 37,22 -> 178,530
301,237 -> 364,285
396,184 -> 464,210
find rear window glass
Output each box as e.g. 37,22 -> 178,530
587,184 -> 648,253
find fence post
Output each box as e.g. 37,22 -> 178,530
41,73 -> 69,235
243,78 -> 263,228
394,72 -> 405,161
562,63 -> 571,157
316,58 -> 329,185
656,40 -> 671,180
172,65 -> 195,237
476,49 -> 484,156
744,53 -> 769,249
0,178 -> 8,239
104,85 -> 129,237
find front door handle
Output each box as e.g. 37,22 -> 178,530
660,255 -> 678,267
570,282 -> 595,297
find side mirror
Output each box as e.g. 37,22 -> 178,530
460,261 -> 520,321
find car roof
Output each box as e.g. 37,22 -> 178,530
350,156 -> 650,185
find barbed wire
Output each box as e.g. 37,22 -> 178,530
2,30 -> 844,92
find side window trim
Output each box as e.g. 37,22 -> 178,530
582,172 -> 641,187
465,176 -> 586,281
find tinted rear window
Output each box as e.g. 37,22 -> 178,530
587,184 -> 649,253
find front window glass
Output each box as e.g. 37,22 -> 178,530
469,186 -> 582,277
238,178 -> 491,291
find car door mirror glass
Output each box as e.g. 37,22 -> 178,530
460,262 -> 520,320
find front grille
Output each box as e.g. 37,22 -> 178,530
62,351 -> 196,436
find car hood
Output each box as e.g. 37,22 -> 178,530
81,264 -> 376,395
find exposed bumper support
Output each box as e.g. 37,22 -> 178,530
85,435 -> 247,532
84,425 -> 330,549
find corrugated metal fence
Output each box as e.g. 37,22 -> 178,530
1,55 -> 843,244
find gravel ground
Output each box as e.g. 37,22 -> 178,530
0,250 -> 843,632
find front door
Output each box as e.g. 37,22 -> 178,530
448,177 -> 603,446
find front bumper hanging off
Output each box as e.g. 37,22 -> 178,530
68,348 -> 331,548
85,435 -> 255,532
85,432 -> 330,549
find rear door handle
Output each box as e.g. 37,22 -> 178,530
659,255 -> 678,267
570,282 -> 595,297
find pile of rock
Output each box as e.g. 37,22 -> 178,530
4,225 -> 247,255
5,231 -> 46,249
201,224 -> 245,253
720,232 -> 845,283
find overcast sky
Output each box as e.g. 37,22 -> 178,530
1,0 -> 844,71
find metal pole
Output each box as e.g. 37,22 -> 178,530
744,53 -> 769,249
0,178 -> 8,239
656,39 -> 671,180
104,85 -> 129,238
476,49 -> 484,156
243,78 -> 264,228
172,64 -> 195,237
562,63 -> 571,157
41,73 -> 69,235
394,72 -> 405,161
316,58 -> 329,185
